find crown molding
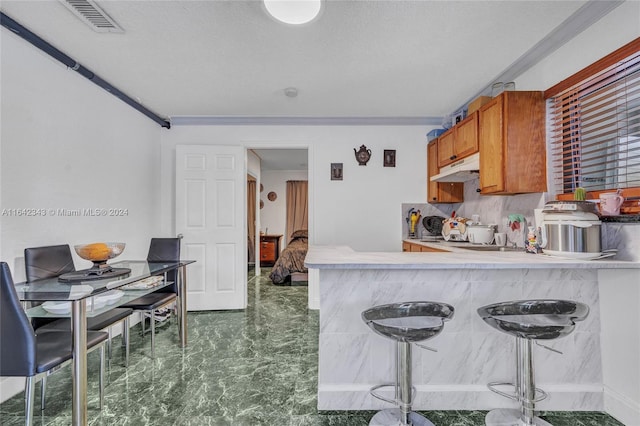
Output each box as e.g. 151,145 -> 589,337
170,116 -> 443,126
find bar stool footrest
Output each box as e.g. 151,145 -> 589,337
369,383 -> 397,405
369,383 -> 416,406
487,382 -> 549,403
487,382 -> 519,402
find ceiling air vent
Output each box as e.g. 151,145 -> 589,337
59,0 -> 124,33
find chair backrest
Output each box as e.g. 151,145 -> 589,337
0,262 -> 37,377
24,245 -> 75,329
24,245 -> 75,282
147,238 -> 181,293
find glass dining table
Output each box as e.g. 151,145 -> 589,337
14,260 -> 195,426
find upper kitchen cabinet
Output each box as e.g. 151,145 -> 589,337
478,91 -> 546,195
437,112 -> 479,168
427,140 -> 464,203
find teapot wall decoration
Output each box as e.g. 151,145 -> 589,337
354,145 -> 372,166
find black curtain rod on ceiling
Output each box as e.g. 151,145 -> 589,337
1,12 -> 171,129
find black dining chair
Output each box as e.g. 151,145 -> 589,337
0,262 -> 108,425
24,245 -> 133,409
121,238 -> 180,358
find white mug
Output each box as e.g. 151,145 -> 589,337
600,193 -> 624,215
495,233 -> 507,246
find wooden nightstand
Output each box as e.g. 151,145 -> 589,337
260,234 -> 282,267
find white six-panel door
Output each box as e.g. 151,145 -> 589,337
175,145 -> 246,310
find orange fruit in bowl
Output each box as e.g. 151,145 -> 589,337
76,242 -> 111,261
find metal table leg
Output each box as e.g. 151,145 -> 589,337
71,299 -> 88,426
178,265 -> 188,347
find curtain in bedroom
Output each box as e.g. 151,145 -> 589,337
247,178 -> 256,263
286,180 -> 308,244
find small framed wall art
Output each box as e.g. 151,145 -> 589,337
383,150 -> 396,167
331,163 -> 343,181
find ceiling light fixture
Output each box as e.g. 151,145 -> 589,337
263,0 -> 322,25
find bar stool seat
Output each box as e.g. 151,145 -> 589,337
477,300 -> 589,426
362,301 -> 454,426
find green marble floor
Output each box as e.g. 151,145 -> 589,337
0,270 -> 624,425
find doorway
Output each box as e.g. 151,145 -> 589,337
248,148 -> 309,284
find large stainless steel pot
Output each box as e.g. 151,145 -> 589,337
540,201 -> 602,257
543,220 -> 601,253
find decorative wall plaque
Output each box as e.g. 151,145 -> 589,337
267,191 -> 277,201
384,150 -> 396,167
331,163 -> 343,181
354,145 -> 371,166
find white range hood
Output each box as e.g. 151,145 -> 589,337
430,153 -> 480,183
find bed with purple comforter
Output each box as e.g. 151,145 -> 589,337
269,230 -> 308,284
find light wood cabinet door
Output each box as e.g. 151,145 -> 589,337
427,141 -> 440,203
420,245 -> 449,253
403,241 -> 450,253
436,130 -> 455,168
427,140 -> 463,204
479,98 -> 505,193
455,112 -> 479,159
437,113 -> 479,168
478,91 -> 546,195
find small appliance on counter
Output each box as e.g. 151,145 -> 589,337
422,216 -> 445,236
538,201 -> 616,260
467,224 -> 496,245
442,216 -> 470,241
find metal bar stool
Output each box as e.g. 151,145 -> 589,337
362,301 -> 455,426
477,299 -> 589,426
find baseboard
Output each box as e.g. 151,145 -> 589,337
604,385 -> 640,426
318,383 -> 604,411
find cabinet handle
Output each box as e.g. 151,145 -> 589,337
432,197 -> 437,201
476,188 -> 481,193
450,155 -> 457,160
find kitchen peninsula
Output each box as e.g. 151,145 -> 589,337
305,245 -> 640,423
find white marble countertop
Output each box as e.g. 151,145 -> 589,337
305,243 -> 640,270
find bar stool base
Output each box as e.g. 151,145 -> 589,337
369,408 -> 434,426
486,409 -> 553,426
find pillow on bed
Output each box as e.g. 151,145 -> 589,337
290,229 -> 308,239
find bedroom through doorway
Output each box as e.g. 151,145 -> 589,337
247,148 -> 309,287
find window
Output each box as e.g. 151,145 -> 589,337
548,39 -> 640,195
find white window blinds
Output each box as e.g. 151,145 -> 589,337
549,50 -> 640,194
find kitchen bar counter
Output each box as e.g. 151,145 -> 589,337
305,242 -> 640,270
305,245 -> 640,422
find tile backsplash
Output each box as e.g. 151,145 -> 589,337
403,177 -> 637,259
457,178 -> 546,233
403,177 -> 546,241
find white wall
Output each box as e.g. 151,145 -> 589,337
160,125 -> 431,252
0,29 -> 162,401
260,169 -> 308,247
0,31 -> 162,278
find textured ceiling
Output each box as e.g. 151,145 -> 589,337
1,0 -> 589,120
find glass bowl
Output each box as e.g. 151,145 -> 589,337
74,242 -> 125,262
